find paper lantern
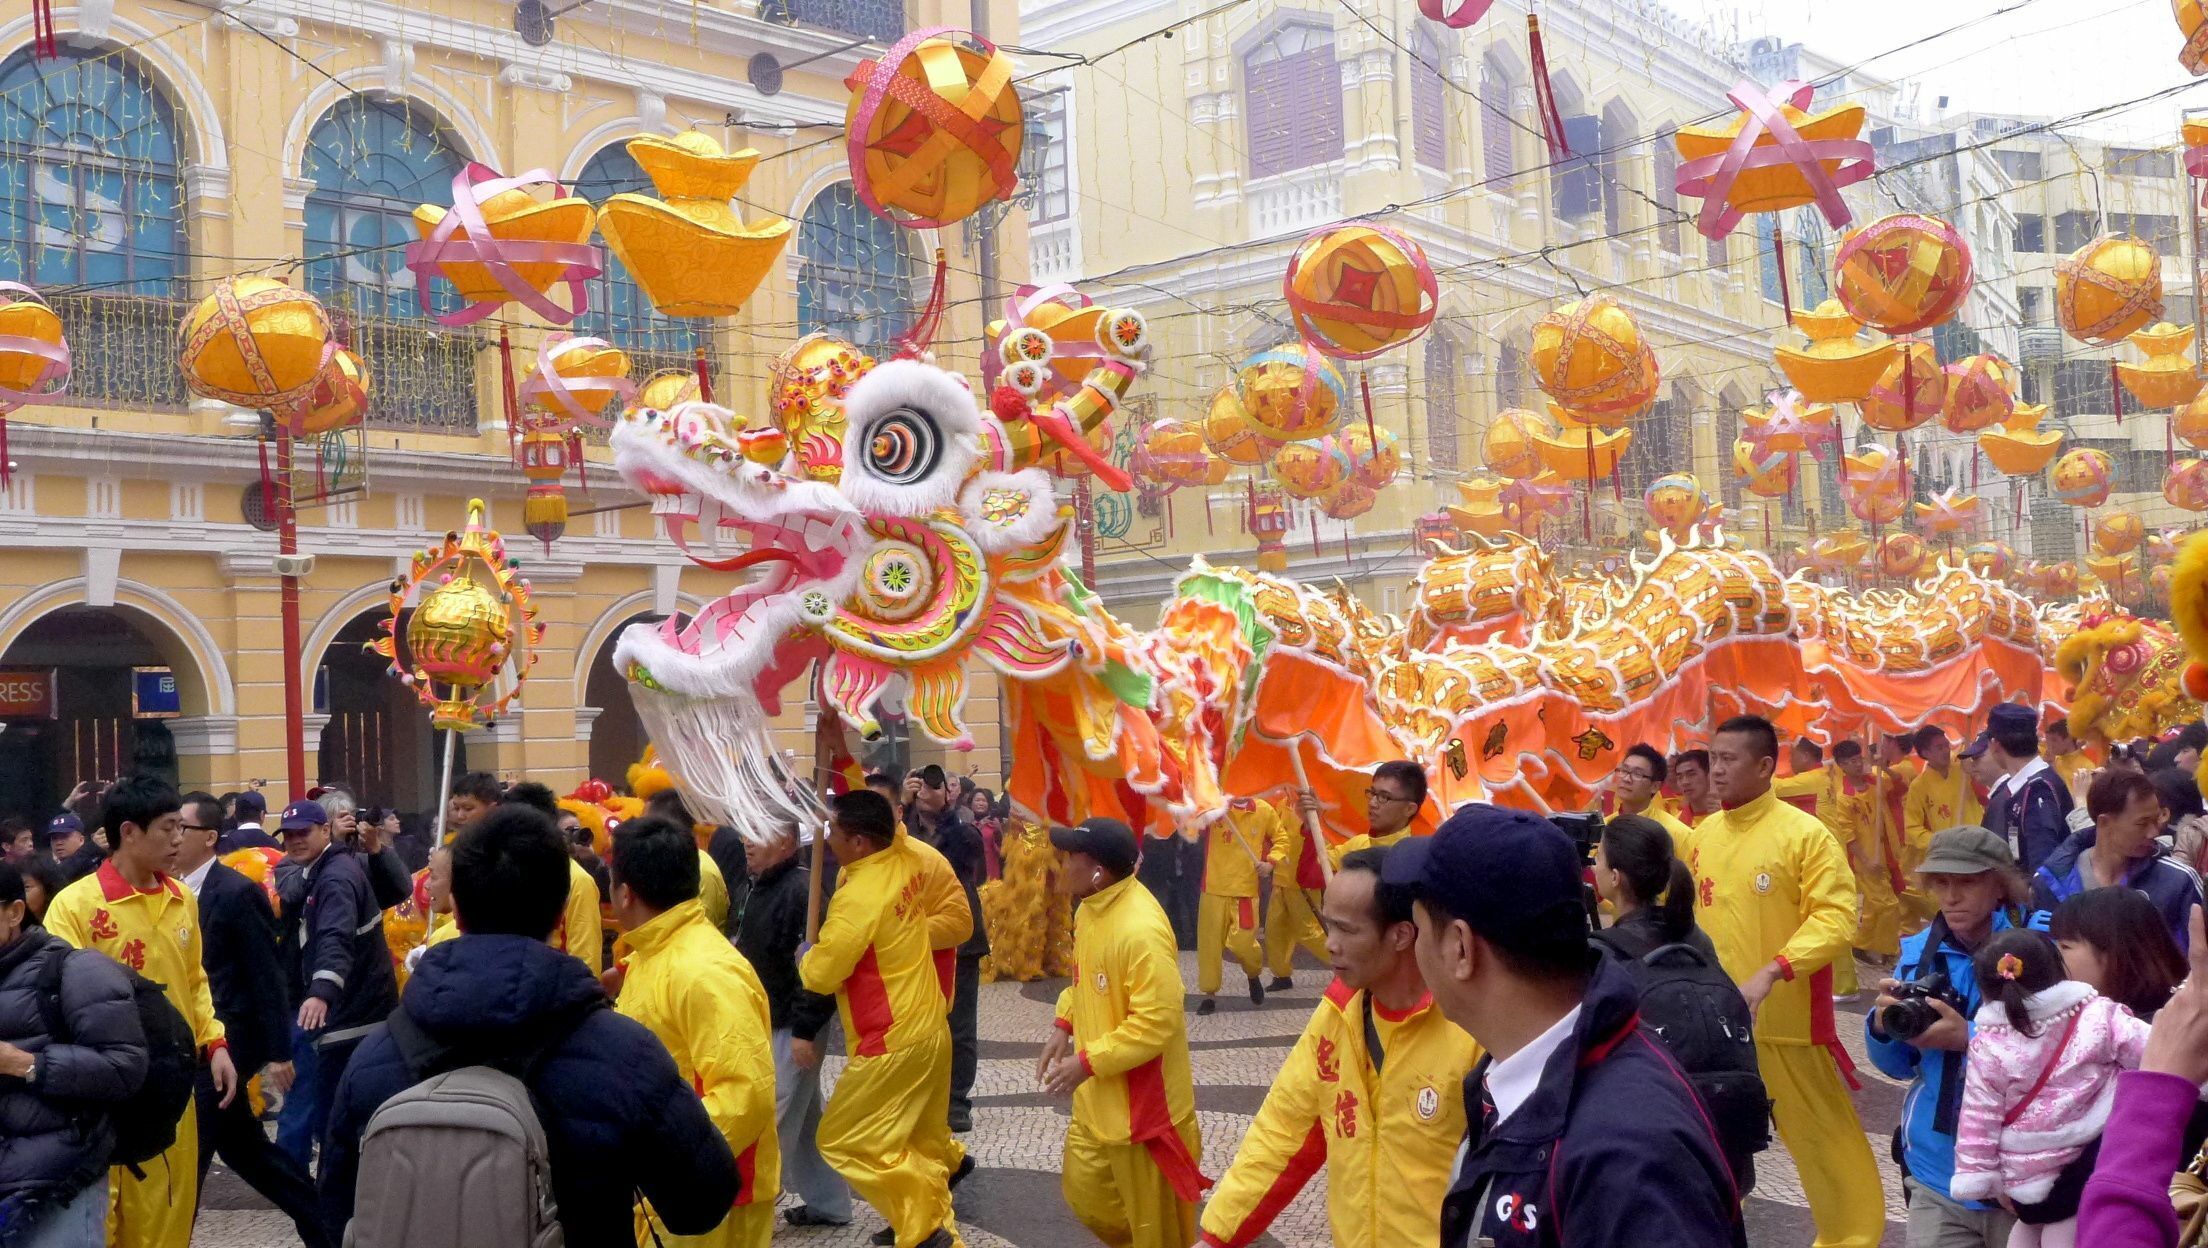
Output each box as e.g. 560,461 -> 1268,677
1236,344 -> 1346,442
1531,296 -> 1659,419
1805,531 -> 1871,572
1841,444 -> 1905,525
594,132 -> 792,319
1775,300 -> 1900,404
1741,388 -> 1837,458
517,334 -> 635,428
1137,418 -> 1226,489
2043,561 -> 2081,597
519,429 -> 572,549
1499,473 -> 1573,526
844,28 -> 1023,229
1979,401 -> 2064,475
1202,386 -> 1278,466
2116,323 -> 2204,409
2189,118 -> 2208,188
2181,393 -> 2208,451
1531,406 -> 1633,480
1942,353 -> 2017,434
1272,438 -> 1350,499
1250,491 -> 1291,572
1967,541 -> 2016,580
1733,439 -> 1796,498
1834,214 -> 1973,334
1342,425 -> 1402,490
1913,487 -> 1982,538
1643,472 -> 1709,534
1858,341 -> 1945,433
377,499 -> 542,731
1671,79 -> 1873,241
298,348 -> 370,435
2095,512 -> 2146,556
1322,479 -> 1377,520
2056,235 -> 2164,346
1284,224 -> 1438,360
178,277 -> 333,413
2052,448 -> 2114,508
1481,407 -> 1555,479
406,163 -> 598,327
1878,532 -> 1929,578
2168,459 -> 2208,512
0,282 -> 69,411
2180,0 -> 2208,74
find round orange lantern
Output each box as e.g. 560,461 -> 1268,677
1236,345 -> 1346,442
2052,448 -> 2114,508
0,282 -> 70,412
1272,439 -> 1350,499
2056,235 -> 2164,347
1833,214 -> 1972,334
177,277 -> 334,414
1734,439 -> 1795,498
2183,0 -> 2208,73
1322,479 -> 1377,519
1858,341 -> 1944,433
1531,296 -> 1659,420
2167,459 -> 2208,512
1941,353 -> 2016,434
1341,426 -> 1402,490
1642,472 -> 1709,537
1202,385 -> 1277,466
1967,541 -> 2015,580
2093,512 -> 2146,556
1841,444 -> 1906,525
1878,532 -> 1929,578
1481,408 -> 1554,479
1283,224 -> 1438,360
2179,392 -> 2208,451
298,348 -> 370,435
844,29 -> 1023,228
1137,418 -> 1226,489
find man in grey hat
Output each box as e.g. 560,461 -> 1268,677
1866,826 -> 2030,1248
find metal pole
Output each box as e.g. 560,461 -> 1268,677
2187,150 -> 2205,377
277,429 -> 307,799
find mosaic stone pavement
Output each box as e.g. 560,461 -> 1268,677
195,949 -> 1909,1247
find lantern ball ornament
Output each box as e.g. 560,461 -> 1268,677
1942,353 -> 2018,434
370,499 -> 543,732
2180,0 -> 2208,75
2052,448 -> 2115,508
1531,296 -> 1660,419
1341,425 -> 1402,490
1201,386 -> 1278,466
1235,343 -> 1347,442
2056,235 -> 2165,346
2095,512 -> 2147,557
2168,459 -> 2208,512
1136,418 -> 1226,490
519,429 -> 574,549
406,163 -> 600,327
1967,541 -> 2016,580
1670,78 -> 1874,241
843,28 -> 1023,229
0,282 -> 70,410
1272,438 -> 1351,500
1841,444 -> 1906,526
2117,323 -> 2204,410
593,131 -> 792,319
517,334 -> 635,428
178,277 -> 334,413
298,348 -> 370,435
1642,473 -> 1709,534
1283,224 -> 1438,360
1322,478 -> 1378,520
1878,531 -> 1929,579
1733,438 -> 1795,498
1833,214 -> 1973,335
1858,341 -> 1946,434
1481,408 -> 1555,479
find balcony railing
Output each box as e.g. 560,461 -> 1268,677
759,0 -> 903,42
1248,163 -> 1344,239
46,292 -> 191,412
2018,325 -> 2063,364
345,315 -> 483,436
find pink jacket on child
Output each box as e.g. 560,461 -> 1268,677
1950,980 -> 2151,1205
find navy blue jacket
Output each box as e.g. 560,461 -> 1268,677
1986,766 -> 2071,876
319,935 -> 737,1248
278,842 -> 397,1046
2031,828 -> 2204,952
1440,956 -> 1745,1248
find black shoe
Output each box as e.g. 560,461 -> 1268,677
948,1153 -> 976,1190
917,1232 -> 956,1248
1196,997 -> 1217,1016
1268,975 -> 1294,991
871,1228 -> 896,1246
1248,973 -> 1266,1006
783,1207 -> 851,1228
949,1110 -> 973,1133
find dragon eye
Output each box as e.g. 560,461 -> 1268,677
865,408 -> 941,485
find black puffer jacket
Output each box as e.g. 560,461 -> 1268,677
0,931 -> 148,1237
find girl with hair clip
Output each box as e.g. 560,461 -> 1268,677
1950,928 -> 2154,1247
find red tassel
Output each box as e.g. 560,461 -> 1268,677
1582,427 -> 1595,540
0,415 -> 10,489
1310,508 -> 1322,558
570,431 -> 587,495
1203,491 -> 1214,537
2110,360 -> 2124,428
32,0 -> 58,58
692,341 -> 714,404
498,328 -> 521,464
1243,477 -> 1255,531
896,249 -> 951,359
1359,372 -> 1380,449
1773,221 -> 1795,327
1897,433 -> 1912,519
1527,14 -> 1570,161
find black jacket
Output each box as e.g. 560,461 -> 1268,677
1591,908 -> 1719,964
705,829 -> 749,933
0,932 -> 148,1224
361,846 -> 411,914
218,824 -> 278,853
195,861 -> 293,1078
1986,765 -> 2072,876
734,856 -> 836,1041
908,808 -> 989,958
1441,956 -> 1746,1248
320,935 -> 738,1248
279,843 -> 398,1046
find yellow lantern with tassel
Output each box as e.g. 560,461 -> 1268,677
177,277 -> 333,413
1531,296 -> 1659,419
595,132 -> 793,318
1858,341 -> 1944,433
297,348 -> 370,435
2056,235 -> 2164,346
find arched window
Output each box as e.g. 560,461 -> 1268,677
1550,78 -> 1598,221
570,145 -> 690,369
1410,30 -> 1448,171
1600,101 -> 1637,237
1479,54 -> 1516,189
1494,339 -> 1528,411
797,184 -> 913,352
1424,333 -> 1459,470
1243,20 -> 1343,179
1652,125 -> 1683,255
0,47 -> 189,407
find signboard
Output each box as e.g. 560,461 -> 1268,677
132,667 -> 180,719
0,668 -> 56,719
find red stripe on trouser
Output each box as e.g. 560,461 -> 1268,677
1127,1058 -> 1211,1201
1808,964 -> 1862,1091
1237,897 -> 1255,929
1203,1121 -> 1326,1248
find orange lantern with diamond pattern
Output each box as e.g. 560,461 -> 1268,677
844,29 -> 1023,229
1942,353 -> 2017,434
1531,296 -> 1659,419
1482,408 -> 1554,479
1834,214 -> 1972,334
2057,236 -> 2164,346
1284,224 -> 1438,360
1859,341 -> 1945,433
178,276 -> 334,415
2168,459 -> 2208,512
1202,385 -> 1277,466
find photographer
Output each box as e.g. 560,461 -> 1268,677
1867,826 -> 2030,1248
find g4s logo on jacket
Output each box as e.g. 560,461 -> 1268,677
1493,1191 -> 1540,1233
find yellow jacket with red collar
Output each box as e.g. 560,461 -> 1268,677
799,840 -> 946,1056
1679,787 -> 1858,1049
1204,803 -> 1275,899
1200,979 -> 1481,1248
894,829 -> 972,999
1904,762 -> 1983,857
46,860 -> 225,1051
1054,874 -> 1206,1196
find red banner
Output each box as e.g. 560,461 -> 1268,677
0,667 -> 55,718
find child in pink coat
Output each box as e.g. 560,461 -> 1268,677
1950,928 -> 2153,1248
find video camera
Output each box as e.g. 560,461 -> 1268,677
1548,811 -> 1604,865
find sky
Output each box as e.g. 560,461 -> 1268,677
1654,0 -> 2206,141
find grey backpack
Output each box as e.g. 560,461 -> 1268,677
341,1003 -> 599,1248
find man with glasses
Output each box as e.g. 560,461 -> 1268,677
1309,760 -> 1428,872
1600,744 -> 1691,841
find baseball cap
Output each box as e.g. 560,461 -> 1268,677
234,790 -> 266,819
916,764 -> 948,790
1959,732 -> 1989,760
279,800 -> 329,832
1381,805 -> 1589,960
1049,817 -> 1140,877
46,813 -> 81,836
1986,702 -> 2038,738
1918,825 -> 2016,876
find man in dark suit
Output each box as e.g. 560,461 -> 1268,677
174,793 -> 331,1248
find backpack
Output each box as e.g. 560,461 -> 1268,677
340,1000 -> 602,1248
1616,941 -> 1771,1189
37,944 -> 199,1172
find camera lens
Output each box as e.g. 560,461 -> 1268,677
1879,1000 -> 1932,1041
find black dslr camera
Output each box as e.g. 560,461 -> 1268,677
1547,811 -> 1604,865
1879,970 -> 1967,1041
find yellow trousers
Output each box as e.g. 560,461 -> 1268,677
108,1097 -> 196,1248
1264,886 -> 1329,978
1759,1040 -> 1885,1248
1061,1116 -> 1200,1248
1852,863 -> 1901,959
636,1197 -> 773,1248
1196,893 -> 1262,995
818,1028 -> 966,1248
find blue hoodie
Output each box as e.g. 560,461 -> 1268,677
318,935 -> 738,1248
2031,827 -> 2204,953
1865,911 -> 2014,1203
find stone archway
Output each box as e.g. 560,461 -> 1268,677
582,613 -> 662,783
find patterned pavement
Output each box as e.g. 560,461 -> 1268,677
195,949 -> 1909,1247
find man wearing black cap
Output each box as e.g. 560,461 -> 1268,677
1383,806 -> 1741,1248
1978,701 -> 2071,875
220,789 -> 276,851
1036,818 -> 1206,1248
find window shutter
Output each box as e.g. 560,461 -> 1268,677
1553,115 -> 1601,218
1246,39 -> 1342,179
1413,66 -> 1447,169
1480,68 -> 1514,186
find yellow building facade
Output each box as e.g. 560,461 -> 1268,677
0,0 -> 1022,824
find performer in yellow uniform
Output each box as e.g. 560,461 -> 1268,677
1772,739 -> 1832,818
1902,726 -> 1981,923
611,816 -> 780,1248
1260,799 -> 1328,988
1667,748 -> 1722,826
1601,744 -> 1695,841
2046,718 -> 2092,800
1832,742 -> 1901,963
1200,844 -> 1479,1248
1195,800 -> 1270,1013
554,856 -> 605,972
1039,818 -> 1207,1248
1683,716 -> 1884,1248
44,776 -> 237,1248
1316,759 -> 1426,869
800,792 -> 969,1248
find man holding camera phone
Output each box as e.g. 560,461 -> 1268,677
1866,825 -> 2026,1248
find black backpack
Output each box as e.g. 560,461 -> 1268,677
39,944 -> 200,1171
1612,941 -> 1770,1190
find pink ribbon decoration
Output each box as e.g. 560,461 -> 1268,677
404,163 -> 601,328
1415,0 -> 1495,31
516,333 -> 638,430
1674,79 -> 1875,242
0,282 -> 71,412
2187,135 -> 2208,208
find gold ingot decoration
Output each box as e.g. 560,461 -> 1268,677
1532,405 -> 1634,481
1775,300 -> 1901,405
595,132 -> 794,318
2116,322 -> 2204,409
2056,235 -> 2164,347
1978,402 -> 2063,475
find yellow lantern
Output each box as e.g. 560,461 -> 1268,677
2052,448 -> 2114,508
1774,300 -> 1900,404
1941,353 -> 2017,434
595,132 -> 792,318
2116,323 -> 2204,409
2167,459 -> 2208,512
297,348 -> 370,435
1272,438 -> 1351,499
1322,479 -> 1378,519
177,277 -> 333,413
1202,385 -> 1278,466
1481,407 -> 1556,479
2056,235 -> 2164,346
1283,224 -> 1438,360
1531,296 -> 1659,420
1236,344 -> 1347,442
1833,214 -> 1973,334
1733,439 -> 1795,498
1841,444 -> 1906,525
1642,472 -> 1709,536
408,166 -> 598,325
1742,389 -> 1837,454
1858,341 -> 1945,433
1137,418 -> 1226,489
2179,0 -> 2208,74
519,334 -> 633,426
1967,541 -> 2016,580
843,30 -> 1023,228
1341,426 -> 1402,490
0,283 -> 69,403
2094,512 -> 2146,556
1878,531 -> 1929,578
1978,401 -> 2064,475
